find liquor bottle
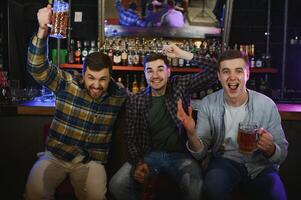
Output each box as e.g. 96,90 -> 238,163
74,40 -> 82,64
178,57 -> 184,67
89,40 -> 98,55
113,46 -> 122,65
133,49 -> 140,66
121,46 -> 128,66
171,56 -> 179,67
117,77 -> 123,87
108,45 -> 114,62
81,40 -> 89,63
127,47 -> 134,66
0,76 -> 11,104
139,73 -> 146,91
132,74 -> 139,93
255,53 -> 263,68
249,44 -> 255,68
67,39 -> 75,64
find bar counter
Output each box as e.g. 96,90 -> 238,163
14,100 -> 301,121
1,100 -> 300,199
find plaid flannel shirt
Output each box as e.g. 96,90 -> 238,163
127,56 -> 217,165
27,35 -> 127,163
115,0 -> 147,27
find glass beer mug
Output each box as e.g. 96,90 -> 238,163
49,0 -> 69,39
237,122 -> 259,154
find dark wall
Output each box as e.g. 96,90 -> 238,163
229,0 -> 301,94
2,115 -> 52,200
4,0 -> 98,88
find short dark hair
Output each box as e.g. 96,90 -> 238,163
217,49 -> 249,71
82,52 -> 112,75
129,2 -> 137,10
143,53 -> 169,68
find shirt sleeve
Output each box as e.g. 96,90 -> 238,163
27,35 -> 73,94
126,97 -> 144,165
187,98 -> 212,160
172,56 -> 218,93
266,104 -> 288,164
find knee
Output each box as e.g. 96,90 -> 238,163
108,175 -> 124,197
203,181 -> 231,200
86,188 -> 107,200
24,185 -> 52,200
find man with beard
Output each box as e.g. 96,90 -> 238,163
109,44 -> 217,200
24,5 -> 127,200
177,49 -> 288,200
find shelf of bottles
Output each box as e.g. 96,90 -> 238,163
60,37 -> 278,95
61,37 -> 277,73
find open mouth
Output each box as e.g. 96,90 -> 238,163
151,79 -> 161,84
228,83 -> 239,91
90,88 -> 102,97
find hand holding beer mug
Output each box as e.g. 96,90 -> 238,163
237,122 -> 259,154
49,0 -> 69,39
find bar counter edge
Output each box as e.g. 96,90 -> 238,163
15,100 -> 301,121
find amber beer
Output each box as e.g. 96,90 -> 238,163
237,122 -> 258,154
49,0 -> 69,39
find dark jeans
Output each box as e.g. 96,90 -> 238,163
109,152 -> 203,200
203,157 -> 287,200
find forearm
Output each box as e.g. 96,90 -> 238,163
187,132 -> 203,152
27,35 -> 64,91
37,27 -> 49,39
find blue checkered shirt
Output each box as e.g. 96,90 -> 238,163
115,0 -> 147,27
127,56 -> 218,165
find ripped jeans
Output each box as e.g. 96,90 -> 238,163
109,152 -> 203,200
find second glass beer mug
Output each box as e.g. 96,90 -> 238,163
50,0 -> 69,39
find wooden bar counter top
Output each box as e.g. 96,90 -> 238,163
16,100 -> 301,121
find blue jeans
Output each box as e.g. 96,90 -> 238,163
109,152 -> 203,200
203,157 -> 287,200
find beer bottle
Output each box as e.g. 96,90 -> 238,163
81,40 -> 89,63
108,45 -> 114,62
113,46 -> 122,66
89,40 -> 98,55
74,40 -> 82,64
139,73 -> 146,91
133,49 -> 140,66
67,39 -> 75,64
127,47 -> 134,66
132,74 -> 139,93
121,45 -> 128,66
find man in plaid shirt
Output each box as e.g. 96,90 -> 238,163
24,5 -> 127,200
115,0 -> 147,27
109,44 -> 217,200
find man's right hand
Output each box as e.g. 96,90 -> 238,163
163,43 -> 193,60
177,99 -> 196,136
37,5 -> 52,38
133,163 -> 149,184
